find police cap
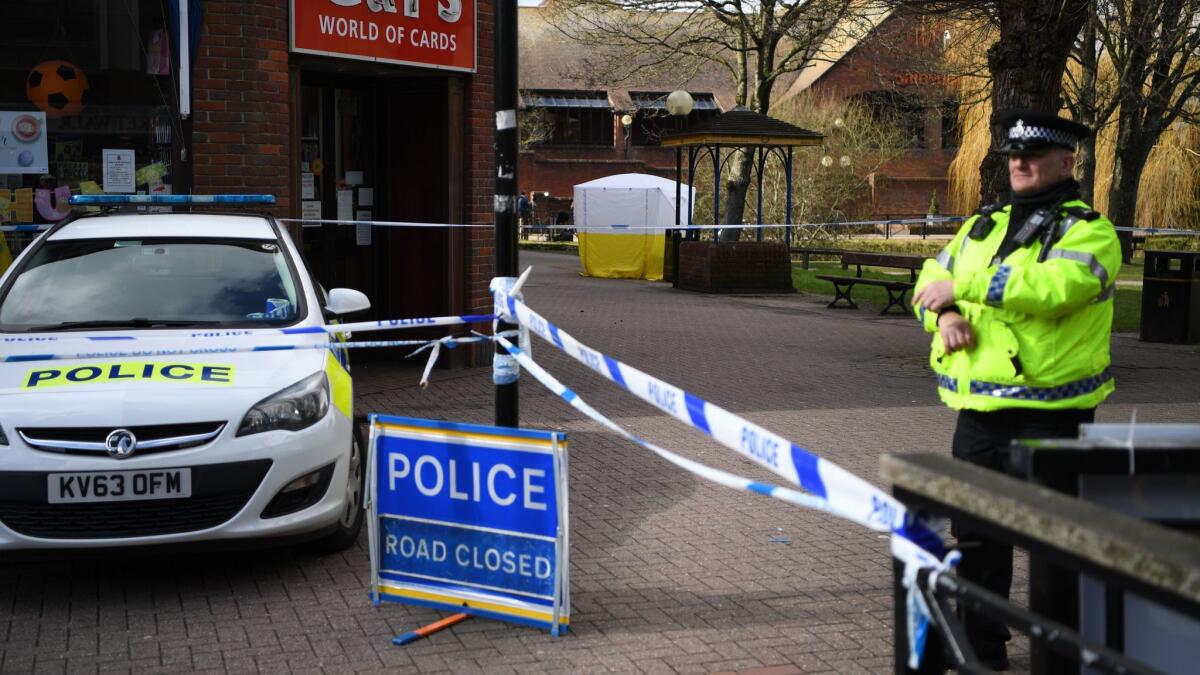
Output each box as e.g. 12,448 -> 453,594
995,109 -> 1091,154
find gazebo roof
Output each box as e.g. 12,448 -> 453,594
660,107 -> 825,148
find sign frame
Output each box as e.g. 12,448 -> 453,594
366,414 -> 570,635
289,0 -> 478,74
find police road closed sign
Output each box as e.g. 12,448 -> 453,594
367,415 -> 569,634
290,0 -> 476,73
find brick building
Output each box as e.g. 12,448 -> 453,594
778,7 -> 957,217
0,0 -> 498,340
518,3 -> 956,221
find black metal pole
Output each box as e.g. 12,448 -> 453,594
494,0 -> 519,427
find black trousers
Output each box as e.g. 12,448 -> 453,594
951,407 -> 1095,657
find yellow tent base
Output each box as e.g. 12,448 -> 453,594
578,233 -> 665,281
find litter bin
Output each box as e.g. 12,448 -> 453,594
1140,250 -> 1200,344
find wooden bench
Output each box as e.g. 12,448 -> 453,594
815,251 -> 928,315
791,246 -> 844,270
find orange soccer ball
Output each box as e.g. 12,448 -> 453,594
26,60 -> 89,118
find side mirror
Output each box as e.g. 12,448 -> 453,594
324,288 -> 371,318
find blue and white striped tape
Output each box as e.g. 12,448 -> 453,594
0,224 -> 48,233
495,334 -> 846,518
492,274 -> 942,560
5,314 -> 496,343
0,336 -> 487,364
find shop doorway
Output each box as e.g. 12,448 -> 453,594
298,75 -> 451,324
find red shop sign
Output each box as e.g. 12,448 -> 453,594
291,0 -> 476,73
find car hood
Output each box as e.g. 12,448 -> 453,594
0,332 -> 332,427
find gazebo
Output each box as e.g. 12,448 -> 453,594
659,107 -> 824,292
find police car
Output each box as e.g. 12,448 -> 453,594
0,195 -> 369,552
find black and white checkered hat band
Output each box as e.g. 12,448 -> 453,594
1008,124 -> 1076,146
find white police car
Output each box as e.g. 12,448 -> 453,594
0,195 -> 370,551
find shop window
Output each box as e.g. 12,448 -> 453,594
522,91 -> 613,146
0,0 -> 175,239
853,90 -> 928,149
627,92 -> 720,146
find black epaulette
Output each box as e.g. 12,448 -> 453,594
969,201 -> 1006,240
1063,206 -> 1100,221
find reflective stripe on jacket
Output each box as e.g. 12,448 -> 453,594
913,199 -> 1121,411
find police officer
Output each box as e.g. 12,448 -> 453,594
912,109 -> 1121,669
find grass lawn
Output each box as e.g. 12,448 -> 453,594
793,262 -> 1142,333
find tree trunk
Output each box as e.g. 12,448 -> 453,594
981,0 -> 1089,203
722,54 -> 776,242
720,147 -> 754,241
1075,8 -> 1098,204
1076,137 -> 1097,204
1106,134 -> 1153,262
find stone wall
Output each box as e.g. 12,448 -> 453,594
676,241 -> 794,294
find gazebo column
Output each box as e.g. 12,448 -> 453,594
785,146 -> 794,250
755,146 -> 766,241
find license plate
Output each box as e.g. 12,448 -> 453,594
47,469 -> 192,504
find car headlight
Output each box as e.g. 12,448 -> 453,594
237,371 -> 329,436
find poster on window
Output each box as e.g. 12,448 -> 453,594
0,111 -> 49,174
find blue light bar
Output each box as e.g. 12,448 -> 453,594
68,194 -> 276,206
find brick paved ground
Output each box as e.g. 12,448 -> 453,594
2,249 -> 1198,674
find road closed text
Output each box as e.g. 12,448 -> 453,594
384,533 -> 552,579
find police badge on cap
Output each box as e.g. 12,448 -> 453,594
995,109 -> 1091,154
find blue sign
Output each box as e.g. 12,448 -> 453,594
367,415 -> 570,635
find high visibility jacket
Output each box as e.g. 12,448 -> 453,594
914,199 -> 1121,411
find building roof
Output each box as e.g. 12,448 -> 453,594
659,108 -> 824,148
776,6 -> 895,105
518,4 -> 752,112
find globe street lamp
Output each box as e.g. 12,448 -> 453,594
621,113 -> 634,158
666,90 -> 693,267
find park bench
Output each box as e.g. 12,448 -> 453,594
791,246 -> 845,270
815,251 -> 928,315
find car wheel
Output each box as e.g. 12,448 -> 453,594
309,423 -> 366,553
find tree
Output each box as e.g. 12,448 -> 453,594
1094,0 -> 1200,260
544,0 -> 861,239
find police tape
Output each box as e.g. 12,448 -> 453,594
6,314 -> 497,343
494,334 -> 846,518
491,271 -> 943,559
0,336 -> 489,364
500,329 -> 958,590
280,218 -> 492,228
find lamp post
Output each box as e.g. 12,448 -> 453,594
665,89 -> 693,284
621,113 -> 633,159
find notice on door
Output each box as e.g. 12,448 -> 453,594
102,149 -> 136,193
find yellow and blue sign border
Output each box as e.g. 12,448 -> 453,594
366,414 -> 570,635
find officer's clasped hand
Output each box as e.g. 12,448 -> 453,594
936,312 -> 975,353
913,280 -> 956,312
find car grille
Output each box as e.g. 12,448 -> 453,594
0,459 -> 271,539
17,421 -> 226,456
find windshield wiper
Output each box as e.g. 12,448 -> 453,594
22,319 -> 229,332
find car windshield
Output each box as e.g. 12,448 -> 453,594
0,237 -> 302,331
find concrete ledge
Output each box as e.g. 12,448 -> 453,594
881,453 -> 1200,608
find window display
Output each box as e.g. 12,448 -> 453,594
0,1 -> 176,244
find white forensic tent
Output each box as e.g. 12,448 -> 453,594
574,173 -> 694,280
